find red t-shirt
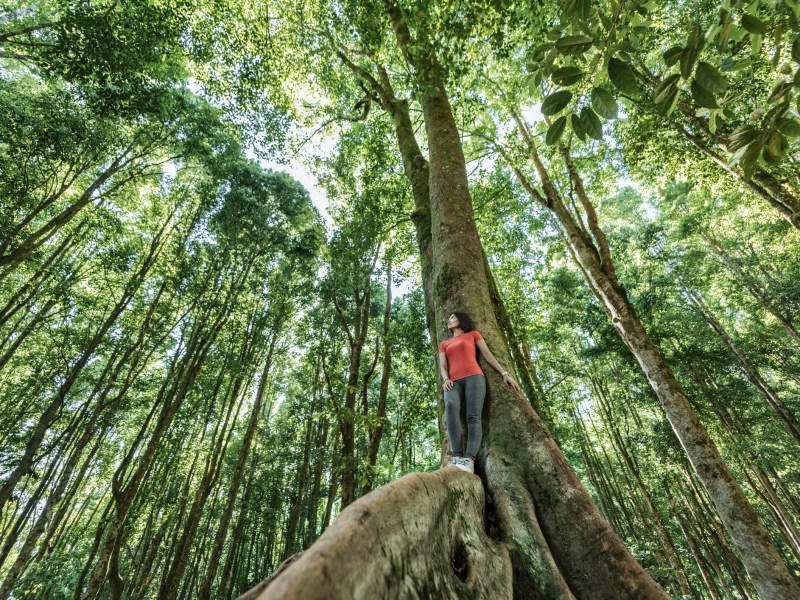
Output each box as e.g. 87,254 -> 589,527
439,330 -> 484,381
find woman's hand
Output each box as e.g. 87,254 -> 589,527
443,377 -> 454,391
503,373 -> 520,391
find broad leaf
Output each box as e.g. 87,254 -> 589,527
762,131 -> 785,164
546,115 -> 568,145
654,74 -> 680,116
555,35 -> 594,55
541,90 -> 573,115
776,117 -> 800,137
694,62 -> 728,94
728,124 -> 759,152
680,25 -> 702,79
663,46 -> 683,67
551,66 -> 585,87
691,79 -> 718,108
608,58 -> 638,95
591,87 -> 618,119
580,107 -> 603,140
570,112 -> 587,141
741,14 -> 767,34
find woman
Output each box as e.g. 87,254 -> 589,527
438,312 -> 519,473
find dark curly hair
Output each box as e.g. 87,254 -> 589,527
450,311 -> 475,333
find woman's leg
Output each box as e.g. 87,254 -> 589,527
464,375 -> 486,459
444,383 -> 464,456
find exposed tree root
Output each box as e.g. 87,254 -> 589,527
239,468 -> 512,599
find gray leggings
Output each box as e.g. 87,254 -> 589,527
444,374 -> 486,459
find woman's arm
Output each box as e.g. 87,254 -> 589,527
476,339 -> 520,391
438,351 -> 454,390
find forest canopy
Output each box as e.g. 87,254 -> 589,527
1,0 -> 799,598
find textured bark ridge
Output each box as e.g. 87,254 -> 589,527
240,468 -> 512,599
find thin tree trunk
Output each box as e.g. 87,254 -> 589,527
0,219 -> 169,513
362,262 -> 393,495
699,228 -> 800,346
196,330 -> 280,600
689,291 -> 800,445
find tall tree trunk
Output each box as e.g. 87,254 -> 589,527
507,116 -> 799,598
0,220 -> 168,514
362,262 -> 393,495
247,5 -> 669,598
336,275 -> 372,509
689,291 -> 800,445
283,413 -> 314,559
81,303 -> 228,600
591,377 -> 692,596
699,227 -> 800,346
196,330 -> 280,600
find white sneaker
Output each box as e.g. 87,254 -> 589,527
454,457 -> 474,473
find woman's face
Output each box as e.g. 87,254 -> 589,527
447,314 -> 459,330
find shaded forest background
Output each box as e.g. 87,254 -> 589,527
1,0 -> 799,598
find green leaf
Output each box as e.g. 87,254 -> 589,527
654,73 -> 680,104
570,112 -> 587,141
551,66 -> 585,87
680,25 -> 703,79
762,131 -> 785,164
580,107 -> 603,140
738,143 -> 762,179
694,62 -> 728,94
741,14 -> 767,34
767,81 -> 793,105
663,46 -> 684,67
591,87 -> 619,119
776,117 -> 800,137
691,79 -> 719,108
653,74 -> 680,116
751,33 -> 763,55
728,124 -> 759,152
541,90 -> 573,116
546,115 -> 568,145
709,111 -> 720,134
793,38 -> 800,64
555,35 -> 595,55
531,43 -> 555,60
680,46 -> 698,79
608,58 -> 639,94
720,57 -> 752,72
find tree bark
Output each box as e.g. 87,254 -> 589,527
240,470 -> 512,599
508,117 -> 799,598
248,5 -> 670,598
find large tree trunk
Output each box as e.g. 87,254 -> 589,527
244,4 -> 669,598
